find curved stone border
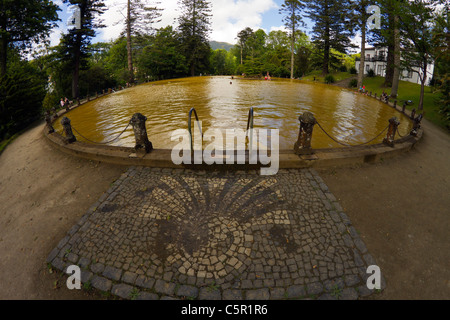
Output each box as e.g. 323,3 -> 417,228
43,80 -> 423,170
44,119 -> 423,171
47,167 -> 386,300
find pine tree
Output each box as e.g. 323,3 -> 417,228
237,27 -> 254,65
397,0 -> 435,110
279,0 -> 306,79
349,0 -> 371,89
305,0 -> 354,75
60,0 -> 106,99
177,0 -> 212,76
369,0 -> 401,96
121,0 -> 163,84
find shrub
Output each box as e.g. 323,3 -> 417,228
339,65 -> 347,72
349,78 -> 358,88
350,67 -> 357,74
324,74 -> 335,84
367,69 -> 375,77
0,67 -> 46,140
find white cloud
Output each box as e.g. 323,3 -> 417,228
270,25 -> 287,33
98,0 -> 278,44
208,0 -> 278,44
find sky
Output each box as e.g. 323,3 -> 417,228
49,0 -> 360,50
50,0 -> 313,45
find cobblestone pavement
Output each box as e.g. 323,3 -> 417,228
48,167 -> 385,300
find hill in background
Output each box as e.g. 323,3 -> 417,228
210,41 -> 235,51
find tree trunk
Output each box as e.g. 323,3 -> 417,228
418,58 -> 427,111
357,23 -> 366,89
72,31 -> 82,99
323,25 -> 330,76
384,43 -> 394,86
391,16 -> 401,98
0,10 -> 7,78
190,61 -> 195,77
72,59 -> 80,99
240,42 -> 243,65
384,7 -> 395,87
126,0 -> 134,84
0,36 -> 7,77
290,15 -> 295,79
291,40 -> 295,79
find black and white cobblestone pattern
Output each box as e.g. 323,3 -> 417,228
48,167 -> 385,300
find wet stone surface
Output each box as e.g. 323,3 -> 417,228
48,167 -> 385,300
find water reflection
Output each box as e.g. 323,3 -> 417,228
55,76 -> 412,150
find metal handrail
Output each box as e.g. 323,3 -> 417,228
246,107 -> 254,151
188,107 -> 203,151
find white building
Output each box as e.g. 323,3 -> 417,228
355,46 -> 435,85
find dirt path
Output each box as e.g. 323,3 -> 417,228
318,119 -> 450,299
0,119 -> 448,299
0,121 -> 126,299
332,76 -> 357,88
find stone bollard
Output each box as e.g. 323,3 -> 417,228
374,93 -> 377,99
45,111 -> 55,134
410,109 -> 416,120
61,117 -> 77,143
131,113 -> 153,153
393,100 -> 397,109
410,113 -> 423,136
77,98 -> 81,106
402,102 -> 406,113
294,112 -> 316,155
383,117 -> 400,147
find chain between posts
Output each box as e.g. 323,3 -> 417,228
315,121 -> 390,147
71,121 -> 131,145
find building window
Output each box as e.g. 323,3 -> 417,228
377,65 -> 383,75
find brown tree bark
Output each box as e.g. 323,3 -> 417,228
126,0 -> 134,84
390,16 -> 401,98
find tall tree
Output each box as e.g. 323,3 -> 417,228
61,0 -> 106,99
367,0 -> 401,97
432,3 -> 449,128
350,0 -> 371,89
279,0 -> 305,79
236,27 -> 254,65
0,0 -> 59,77
374,0 -> 401,96
177,0 -> 212,76
391,13 -> 401,98
121,0 -> 162,84
138,26 -> 188,80
396,0 -> 435,110
305,0 -> 354,75
0,50 -> 47,140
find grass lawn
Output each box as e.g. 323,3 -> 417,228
301,72 -> 447,131
301,71 -> 355,83
358,76 -> 446,130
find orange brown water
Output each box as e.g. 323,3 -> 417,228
55,76 -> 412,150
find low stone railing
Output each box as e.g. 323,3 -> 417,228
44,87 -> 424,169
